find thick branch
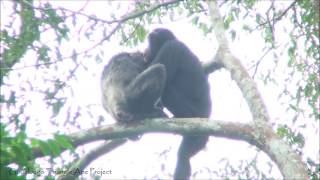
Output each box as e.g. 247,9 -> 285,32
208,1 -> 270,124
202,60 -> 224,74
33,119 -> 254,158
33,117 -> 307,179
207,2 -> 308,179
69,119 -> 256,147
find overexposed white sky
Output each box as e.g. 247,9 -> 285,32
1,1 -> 318,179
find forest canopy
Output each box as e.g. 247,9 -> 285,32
0,0 -> 319,179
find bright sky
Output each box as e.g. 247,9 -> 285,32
1,1 -> 318,179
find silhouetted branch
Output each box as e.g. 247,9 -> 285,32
57,139 -> 127,180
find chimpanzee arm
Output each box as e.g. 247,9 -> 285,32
128,64 -> 166,111
149,40 -> 189,84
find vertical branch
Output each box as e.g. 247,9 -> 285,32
207,1 -> 308,179
208,1 -> 270,124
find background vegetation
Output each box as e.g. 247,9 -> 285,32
1,0 -> 319,179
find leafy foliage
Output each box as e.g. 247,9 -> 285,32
0,122 -> 73,179
0,0 -> 318,179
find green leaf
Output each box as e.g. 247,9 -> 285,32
38,140 -> 51,156
277,125 -> 288,137
16,131 -> 27,143
304,84 -> 313,97
224,13 -> 234,29
47,139 -> 61,156
244,0 -> 256,8
38,46 -> 50,64
19,142 -> 33,160
287,46 -> 296,66
54,134 -> 74,150
52,99 -> 65,117
45,90 -> 55,100
11,144 -> 29,166
8,91 -> 16,104
264,27 -> 273,43
31,138 -> 41,147
136,25 -> 147,42
255,14 -> 263,24
191,16 -> 199,26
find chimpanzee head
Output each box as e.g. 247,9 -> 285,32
144,28 -> 176,63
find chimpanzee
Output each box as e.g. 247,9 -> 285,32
145,28 -> 212,180
101,52 -> 167,123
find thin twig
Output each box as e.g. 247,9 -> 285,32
4,0 -> 183,71
253,0 -> 297,31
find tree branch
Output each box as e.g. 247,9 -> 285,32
57,139 -> 127,180
33,118 -> 254,158
32,117 -> 307,179
113,0 -> 182,24
202,60 -> 224,74
253,0 -> 297,31
5,0 -> 183,71
207,1 -> 270,124
206,2 -> 308,179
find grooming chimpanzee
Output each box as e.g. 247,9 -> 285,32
145,28 -> 212,180
101,52 -> 167,123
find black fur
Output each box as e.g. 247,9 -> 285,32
145,28 -> 211,180
101,52 -> 167,123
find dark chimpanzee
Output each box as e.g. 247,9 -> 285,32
145,28 -> 212,180
101,52 -> 167,123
